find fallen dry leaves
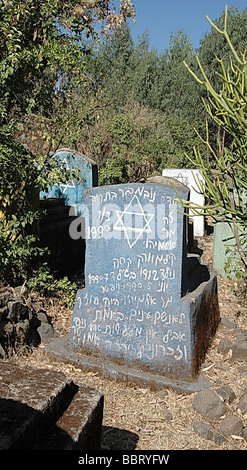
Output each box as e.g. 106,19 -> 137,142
11,233 -> 247,450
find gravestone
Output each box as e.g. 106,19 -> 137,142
40,148 -> 98,216
213,190 -> 247,278
162,169 -> 205,237
68,177 -> 219,384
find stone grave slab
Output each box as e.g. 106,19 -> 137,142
213,222 -> 245,278
162,169 -> 205,237
46,177 -> 219,391
40,148 -> 98,216
0,362 -> 103,450
213,190 -> 247,278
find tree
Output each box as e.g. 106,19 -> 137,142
128,31 -> 161,109
0,0 -> 135,284
182,6 -> 247,272
197,6 -> 247,156
95,23 -> 134,106
157,30 -> 200,120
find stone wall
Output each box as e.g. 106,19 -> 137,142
0,286 -> 56,358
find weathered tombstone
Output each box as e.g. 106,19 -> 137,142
40,148 -> 98,216
213,189 -> 247,278
66,177 -> 219,388
162,169 -> 205,237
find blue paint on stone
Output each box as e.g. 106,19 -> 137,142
40,148 -> 98,216
70,179 -> 219,380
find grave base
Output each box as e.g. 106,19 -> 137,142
46,335 -> 210,395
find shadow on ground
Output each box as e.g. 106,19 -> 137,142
101,426 -> 139,450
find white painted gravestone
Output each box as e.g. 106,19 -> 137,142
162,169 -> 205,237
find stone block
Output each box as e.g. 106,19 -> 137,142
216,385 -> 236,404
193,389 -> 226,420
213,222 -> 239,278
193,420 -> 225,444
36,385 -> 104,450
0,362 -> 103,450
232,342 -> 247,362
213,187 -> 247,278
220,415 -> 243,436
7,301 -> 28,322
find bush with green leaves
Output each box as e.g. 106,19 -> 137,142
0,0 -> 135,286
182,6 -> 247,273
27,264 -> 78,308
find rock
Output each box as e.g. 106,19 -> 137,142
243,427 -> 247,440
220,415 -> 243,437
161,409 -> 173,421
0,343 -> 7,359
217,339 -> 233,354
237,391 -> 247,415
15,320 -> 30,345
193,389 -> 226,420
37,312 -> 49,324
193,420 -> 225,444
0,292 -> 12,308
0,307 -> 8,322
0,321 -> 14,339
7,301 -> 28,322
0,290 -> 53,357
216,385 -> 236,404
37,322 -> 56,344
235,328 -> 247,342
231,341 -> 247,361
220,317 -> 237,329
13,285 -> 27,298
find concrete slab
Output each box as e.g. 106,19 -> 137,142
34,384 -> 104,450
46,335 -> 210,395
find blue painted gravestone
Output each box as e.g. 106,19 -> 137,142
70,178 -> 220,382
40,148 -> 98,216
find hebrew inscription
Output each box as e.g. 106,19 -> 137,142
70,181 -> 192,376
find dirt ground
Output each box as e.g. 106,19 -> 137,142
13,232 -> 247,451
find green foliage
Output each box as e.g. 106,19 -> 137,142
0,0 -> 135,285
99,157 -> 128,185
96,103 -> 172,184
183,6 -> 247,271
27,264 -> 77,308
224,241 -> 247,280
0,212 -> 46,285
1,1 -> 247,286
198,6 -> 247,90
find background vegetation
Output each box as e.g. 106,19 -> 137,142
0,1 -> 246,287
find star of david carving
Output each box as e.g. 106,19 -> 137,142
114,195 -> 154,248
58,158 -> 76,194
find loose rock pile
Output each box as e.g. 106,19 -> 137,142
192,317 -> 247,445
218,317 -> 247,362
0,286 -> 56,358
193,386 -> 247,444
